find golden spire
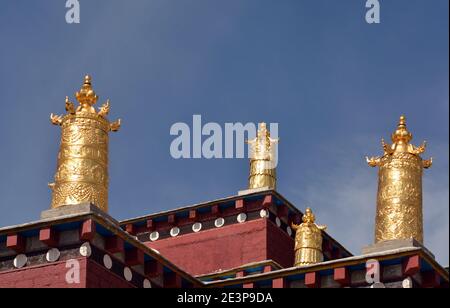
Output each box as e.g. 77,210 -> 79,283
366,115 -> 432,244
291,208 -> 327,266
247,123 -> 278,190
49,75 -> 121,212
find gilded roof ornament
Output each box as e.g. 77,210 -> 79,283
366,115 -> 432,168
366,115 -> 431,244
247,123 -> 278,190
50,75 -> 121,131
291,208 -> 327,266
48,75 -> 121,212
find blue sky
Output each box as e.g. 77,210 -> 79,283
0,0 -> 448,264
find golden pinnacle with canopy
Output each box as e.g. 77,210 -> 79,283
247,123 -> 278,190
49,75 -> 121,212
291,208 -> 327,266
366,115 -> 432,244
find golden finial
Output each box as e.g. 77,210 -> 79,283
366,115 -> 432,167
302,207 -> 315,223
75,75 -> 98,113
366,115 -> 432,244
50,75 -> 121,131
291,208 -> 327,267
48,75 -> 121,212
391,115 -> 413,147
247,123 -> 278,190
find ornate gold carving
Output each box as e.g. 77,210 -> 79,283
367,116 -> 431,244
49,75 -> 120,212
247,123 -> 278,190
291,208 -> 327,266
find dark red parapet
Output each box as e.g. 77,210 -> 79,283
0,211 -> 201,289
120,190 -> 352,276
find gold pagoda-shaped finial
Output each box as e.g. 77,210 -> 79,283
291,208 -> 327,266
49,75 -> 121,212
366,115 -> 432,244
247,123 -> 278,190
74,75 -> 98,113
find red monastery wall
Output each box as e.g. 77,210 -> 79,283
147,218 -> 294,276
266,219 -> 295,267
0,257 -> 137,289
0,258 -> 87,288
85,259 -> 135,288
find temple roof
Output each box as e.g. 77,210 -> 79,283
0,209 -> 201,288
203,246 -> 449,288
119,189 -> 353,259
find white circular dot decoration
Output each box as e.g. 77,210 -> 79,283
124,267 -> 133,282
287,226 -> 293,237
260,209 -> 268,218
370,282 -> 386,288
237,213 -> 247,223
79,242 -> 92,257
149,231 -> 159,242
214,217 -> 225,228
46,248 -> 61,262
402,277 -> 413,288
13,254 -> 28,269
192,222 -> 202,233
170,227 -> 180,237
103,254 -> 113,269
275,217 -> 282,227
143,279 -> 152,289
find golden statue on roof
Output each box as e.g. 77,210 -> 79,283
247,123 -> 278,190
292,208 -> 327,266
367,115 -> 432,244
49,75 -> 121,212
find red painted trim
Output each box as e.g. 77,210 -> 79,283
168,214 -> 177,225
235,199 -> 245,211
422,271 -> 440,288
189,210 -> 197,221
39,227 -> 59,247
164,272 -> 182,288
263,265 -> 272,273
277,204 -> 288,219
262,195 -> 273,209
272,277 -> 287,288
305,272 -> 320,288
125,248 -> 145,266
236,271 -> 245,278
403,255 -> 420,276
334,267 -> 350,287
146,219 -> 154,230
125,224 -> 136,235
105,236 -> 125,254
6,234 -> 26,253
211,204 -> 220,215
80,219 -> 96,241
145,260 -> 164,278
